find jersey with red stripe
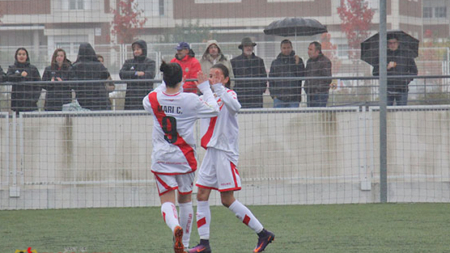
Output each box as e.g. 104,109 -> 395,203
143,81 -> 220,175
200,86 -> 241,164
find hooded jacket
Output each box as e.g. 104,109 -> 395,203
230,52 -> 267,108
42,58 -> 72,111
69,43 -> 111,110
269,50 -> 305,102
372,48 -> 418,92
119,40 -> 156,110
170,49 -> 201,93
6,48 -> 42,112
199,40 -> 235,89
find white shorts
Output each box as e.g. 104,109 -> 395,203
196,148 -> 241,192
154,172 -> 195,196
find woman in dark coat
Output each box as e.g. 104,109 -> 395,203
69,43 -> 111,110
119,40 -> 156,110
6,47 -> 41,113
42,48 -> 72,111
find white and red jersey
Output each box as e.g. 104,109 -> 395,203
200,85 -> 241,164
143,81 -> 220,175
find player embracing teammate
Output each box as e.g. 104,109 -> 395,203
188,64 -> 275,253
143,61 -> 222,253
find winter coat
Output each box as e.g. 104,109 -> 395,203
304,54 -> 332,94
42,61 -> 72,111
199,40 -> 235,89
170,49 -> 202,93
69,43 -> 111,110
372,49 -> 418,92
230,53 -> 267,108
6,59 -> 41,112
269,51 -> 305,102
119,40 -> 156,110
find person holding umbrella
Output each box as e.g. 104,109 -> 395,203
372,34 -> 418,106
269,39 -> 304,108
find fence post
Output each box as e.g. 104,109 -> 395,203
379,0 -> 388,203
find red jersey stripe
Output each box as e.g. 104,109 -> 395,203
149,92 -> 197,171
201,116 -> 217,149
200,102 -> 223,149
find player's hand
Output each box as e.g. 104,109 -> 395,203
294,55 -> 300,65
196,71 -> 208,85
21,71 -> 28,77
56,77 -> 63,81
137,71 -> 145,77
209,69 -> 223,85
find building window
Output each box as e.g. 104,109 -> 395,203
337,44 -> 349,59
159,0 -> 165,16
435,6 -> 447,18
423,7 -> 432,18
69,0 -> 84,10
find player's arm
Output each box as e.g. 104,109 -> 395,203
142,93 -> 153,115
196,80 -> 219,117
214,84 -> 241,114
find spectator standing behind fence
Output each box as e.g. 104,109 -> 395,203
269,39 -> 304,108
230,37 -> 267,108
97,54 -> 115,93
119,40 -> 155,110
170,42 -> 201,94
6,47 -> 41,113
41,49 -> 72,111
69,43 -> 111,110
372,35 -> 418,106
200,40 -> 235,89
304,41 -> 332,107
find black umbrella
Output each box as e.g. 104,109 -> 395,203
361,30 -> 419,66
264,17 -> 328,37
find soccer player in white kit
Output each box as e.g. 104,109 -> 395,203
189,64 -> 275,253
143,61 -> 223,253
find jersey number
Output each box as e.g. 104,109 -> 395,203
162,116 -> 178,144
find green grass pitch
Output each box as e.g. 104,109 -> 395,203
2,203 -> 449,253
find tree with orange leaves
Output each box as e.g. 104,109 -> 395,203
337,0 -> 374,59
111,0 -> 148,44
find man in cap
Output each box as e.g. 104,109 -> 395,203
171,42 -> 202,93
231,37 -> 267,108
200,40 -> 235,89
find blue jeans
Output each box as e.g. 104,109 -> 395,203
307,93 -> 329,107
387,91 -> 408,106
273,98 -> 299,108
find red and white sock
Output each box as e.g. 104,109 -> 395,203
179,201 -> 194,248
196,201 -> 211,240
161,202 -> 179,231
228,200 -> 263,233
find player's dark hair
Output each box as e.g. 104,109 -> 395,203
160,61 -> 182,88
211,63 -> 231,88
